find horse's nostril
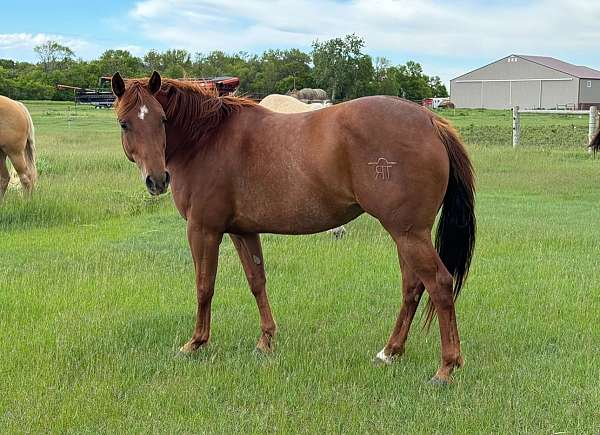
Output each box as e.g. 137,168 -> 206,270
145,176 -> 154,190
165,171 -> 171,185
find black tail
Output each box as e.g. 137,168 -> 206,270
589,129 -> 600,154
424,116 -> 476,328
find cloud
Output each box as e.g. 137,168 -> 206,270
3,2 -> 600,85
115,44 -> 146,56
128,0 -> 600,57
0,33 -> 90,52
0,33 -> 92,60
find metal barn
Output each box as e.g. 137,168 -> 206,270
450,55 -> 600,109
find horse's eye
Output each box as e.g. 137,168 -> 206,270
119,121 -> 128,130
161,117 -> 168,124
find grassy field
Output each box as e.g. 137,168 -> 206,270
1,101 -> 600,433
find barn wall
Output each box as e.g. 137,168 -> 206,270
482,81 -> 509,109
541,80 -> 579,108
579,79 -> 600,104
510,81 -> 541,109
450,81 -> 482,108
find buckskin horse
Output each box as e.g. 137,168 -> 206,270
111,71 -> 476,384
0,95 -> 37,200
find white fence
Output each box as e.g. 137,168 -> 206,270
512,106 -> 599,149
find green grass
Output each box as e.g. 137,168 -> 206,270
1,103 -> 600,433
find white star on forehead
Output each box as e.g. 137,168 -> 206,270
138,104 -> 149,120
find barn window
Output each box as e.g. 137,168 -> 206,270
587,80 -> 592,88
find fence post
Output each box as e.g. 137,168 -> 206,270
589,106 -> 598,148
512,106 -> 520,148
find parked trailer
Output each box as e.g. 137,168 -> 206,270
57,76 -> 241,109
57,85 -> 115,108
99,76 -> 241,96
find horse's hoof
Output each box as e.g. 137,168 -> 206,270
253,347 -> 272,357
373,348 -> 394,365
255,341 -> 274,354
429,376 -> 450,386
179,341 -> 203,354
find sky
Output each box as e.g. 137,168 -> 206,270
1,0 -> 600,86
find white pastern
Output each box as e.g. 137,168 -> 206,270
138,104 -> 149,120
376,348 -> 393,364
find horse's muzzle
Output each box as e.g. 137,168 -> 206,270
145,171 -> 170,195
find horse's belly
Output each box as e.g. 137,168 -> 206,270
228,200 -> 362,235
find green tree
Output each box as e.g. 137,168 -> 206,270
428,75 -> 448,97
94,50 -> 144,78
143,49 -> 163,73
312,34 -> 370,101
34,40 -> 74,73
0,36 -> 448,102
144,49 -> 192,78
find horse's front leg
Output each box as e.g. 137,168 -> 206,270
180,224 -> 223,353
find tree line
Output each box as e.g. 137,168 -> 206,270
0,34 -> 447,102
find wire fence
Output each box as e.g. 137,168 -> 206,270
457,122 -> 590,148
438,107 -> 597,148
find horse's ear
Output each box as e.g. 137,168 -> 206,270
112,72 -> 125,98
148,71 -> 161,94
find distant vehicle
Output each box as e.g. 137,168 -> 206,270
422,97 -> 451,109
437,99 -> 455,109
57,76 -> 241,108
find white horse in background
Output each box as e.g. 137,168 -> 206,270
259,94 -> 346,240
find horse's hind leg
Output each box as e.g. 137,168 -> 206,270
8,149 -> 34,195
386,228 -> 463,384
375,256 -> 425,363
0,150 -> 9,200
230,233 -> 277,352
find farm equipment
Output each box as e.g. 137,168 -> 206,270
56,84 -> 115,108
57,76 -> 241,108
98,76 -> 241,96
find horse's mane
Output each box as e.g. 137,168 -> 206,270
116,78 -> 257,144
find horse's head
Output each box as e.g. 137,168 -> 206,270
112,71 -> 170,196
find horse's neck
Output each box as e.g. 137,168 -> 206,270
164,126 -> 200,164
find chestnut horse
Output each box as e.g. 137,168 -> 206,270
0,95 -> 37,200
111,72 -> 476,384
259,94 -> 345,239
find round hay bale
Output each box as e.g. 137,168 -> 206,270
297,88 -> 316,100
259,94 -> 322,113
295,88 -> 328,101
313,89 -> 328,100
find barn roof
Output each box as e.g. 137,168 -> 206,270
517,55 -> 600,79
